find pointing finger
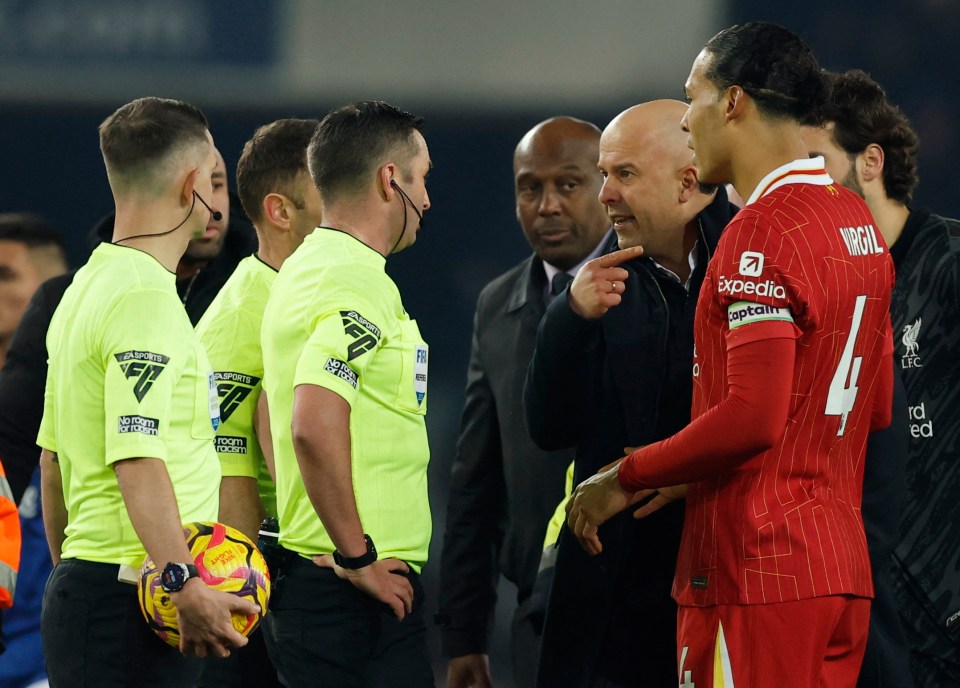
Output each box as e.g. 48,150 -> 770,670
593,245 -> 643,269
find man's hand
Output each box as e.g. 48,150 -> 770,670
446,654 -> 494,688
619,446 -> 686,519
630,484 -> 688,519
566,462 -> 643,555
312,555 -> 414,620
568,245 -> 644,319
172,578 -> 259,658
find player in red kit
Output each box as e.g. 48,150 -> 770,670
566,23 -> 895,688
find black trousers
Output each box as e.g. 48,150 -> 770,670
263,556 -> 434,688
41,559 -> 203,688
198,624 -> 282,688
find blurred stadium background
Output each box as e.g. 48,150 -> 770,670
2,1 -> 956,684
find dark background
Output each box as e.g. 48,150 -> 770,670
1,1 -> 957,685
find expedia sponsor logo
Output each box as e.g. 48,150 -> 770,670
118,415 -> 159,436
215,435 -> 248,454
341,310 -> 381,361
727,301 -> 794,329
716,275 -> 786,300
324,357 -> 358,389
213,371 -> 261,422
114,350 -> 170,401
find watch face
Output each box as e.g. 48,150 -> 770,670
161,563 -> 187,592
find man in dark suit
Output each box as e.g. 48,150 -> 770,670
524,100 -> 738,688
438,116 -> 611,688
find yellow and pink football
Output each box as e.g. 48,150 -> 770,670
138,521 -> 271,647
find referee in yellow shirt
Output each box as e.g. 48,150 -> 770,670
38,97 -> 257,687
261,101 -> 433,687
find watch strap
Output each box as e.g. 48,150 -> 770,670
333,534 -> 377,570
160,562 -> 199,592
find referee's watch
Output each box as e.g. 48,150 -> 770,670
160,562 -> 200,593
333,534 -> 378,570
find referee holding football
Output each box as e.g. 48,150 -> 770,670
38,97 -> 257,688
261,101 -> 433,687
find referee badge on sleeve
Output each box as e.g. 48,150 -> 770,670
208,371 -> 221,431
414,344 -> 428,406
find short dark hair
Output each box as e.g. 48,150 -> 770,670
99,97 -> 209,190
818,70 -> 920,204
0,213 -> 67,267
236,118 -> 320,223
309,101 -> 424,204
703,22 -> 826,122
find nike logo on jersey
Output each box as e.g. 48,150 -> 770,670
341,310 -> 381,361
213,371 -> 262,422
716,276 -> 786,300
838,224 -> 884,256
114,350 -> 170,402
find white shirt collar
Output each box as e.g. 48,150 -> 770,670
542,228 -> 612,290
650,240 -> 700,292
745,156 -> 834,206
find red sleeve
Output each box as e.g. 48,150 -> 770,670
617,332 -> 795,491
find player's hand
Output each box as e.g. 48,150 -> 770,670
566,462 -> 644,555
446,653 -> 494,688
631,484 -> 688,519
568,245 -> 644,319
172,577 -> 258,658
619,446 -> 687,518
312,555 -> 414,620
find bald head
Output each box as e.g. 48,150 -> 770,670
514,117 -> 601,170
605,101 -> 693,171
598,100 -> 716,262
514,116 -> 609,270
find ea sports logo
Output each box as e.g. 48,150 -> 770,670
739,251 -> 764,277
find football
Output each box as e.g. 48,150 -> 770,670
138,521 -> 271,648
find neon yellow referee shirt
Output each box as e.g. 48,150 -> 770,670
196,254 -> 277,518
262,229 -> 431,571
38,243 -> 221,566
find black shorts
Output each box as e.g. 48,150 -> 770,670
41,559 -> 203,688
262,555 -> 434,688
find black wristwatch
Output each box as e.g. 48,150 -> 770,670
160,562 -> 200,593
333,534 -> 377,570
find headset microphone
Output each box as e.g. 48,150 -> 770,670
194,191 -> 223,221
390,179 -> 423,223
114,189 -> 220,245
389,179 -> 424,254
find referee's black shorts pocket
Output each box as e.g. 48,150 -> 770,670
42,568 -> 90,685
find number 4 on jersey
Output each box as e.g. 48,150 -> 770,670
825,295 -> 867,436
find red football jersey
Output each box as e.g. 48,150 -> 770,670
676,158 -> 894,606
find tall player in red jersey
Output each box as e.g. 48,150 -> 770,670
566,23 -> 895,688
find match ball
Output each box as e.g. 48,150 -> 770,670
138,521 -> 271,648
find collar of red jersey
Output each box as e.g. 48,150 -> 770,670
745,156 -> 834,206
